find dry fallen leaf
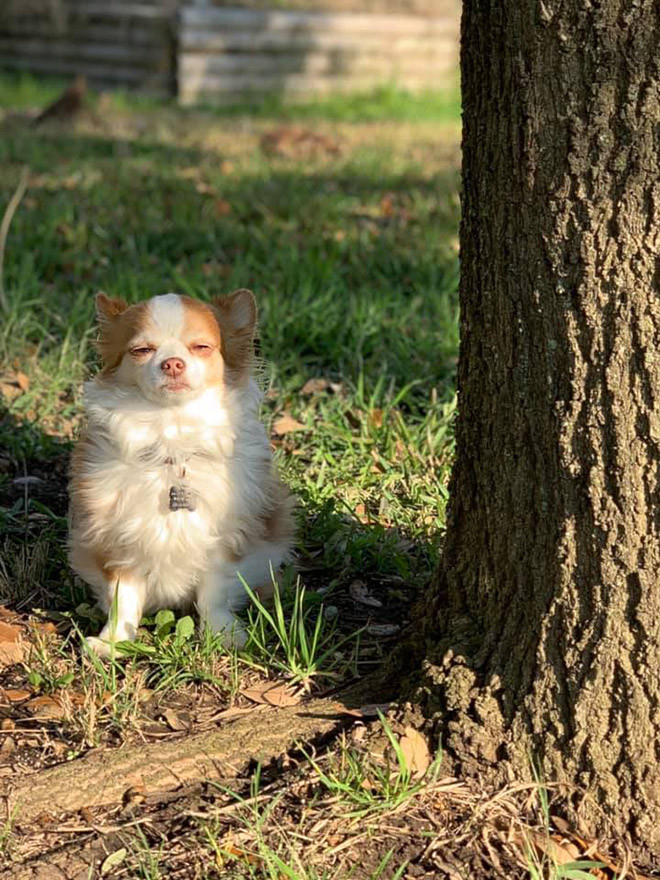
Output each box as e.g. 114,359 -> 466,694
354,503 -> 370,523
137,687 -> 155,703
2,688 -> 31,703
380,193 -> 395,217
513,829 -> 580,867
301,377 -> 330,395
33,620 -> 58,635
262,683 -> 302,708
547,816 -> 635,878
240,680 -> 301,707
0,642 -> 24,666
161,708 -> 187,732
223,843 -> 260,865
195,180 -> 216,196
370,408 -> 384,428
25,695 -> 65,720
209,705 -> 261,723
213,198 -> 232,217
260,125 -> 341,160
349,580 -> 382,608
240,680 -> 279,704
178,166 -> 201,180
101,847 -> 128,875
0,371 -> 29,400
122,784 -> 146,808
0,383 -> 21,401
272,414 -> 306,435
0,621 -> 23,666
0,736 -> 15,755
399,726 -> 431,778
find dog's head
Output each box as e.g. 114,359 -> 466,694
95,290 -> 257,404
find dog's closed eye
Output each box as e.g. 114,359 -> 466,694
130,345 -> 156,357
190,343 -> 215,357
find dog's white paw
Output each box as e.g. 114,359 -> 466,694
84,632 -> 133,659
219,622 -> 248,650
84,635 -> 115,659
203,609 -> 248,650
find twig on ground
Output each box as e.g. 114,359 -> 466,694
0,166 -> 29,314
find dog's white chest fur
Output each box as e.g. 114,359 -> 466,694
78,381 -> 270,609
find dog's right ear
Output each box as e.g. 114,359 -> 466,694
95,292 -> 128,324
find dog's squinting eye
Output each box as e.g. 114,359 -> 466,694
130,346 -> 155,357
190,344 -> 214,356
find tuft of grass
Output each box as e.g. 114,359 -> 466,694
116,609 -> 241,693
198,715 -> 441,879
303,711 -> 442,819
242,570 -> 360,687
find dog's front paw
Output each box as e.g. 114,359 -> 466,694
84,631 -> 133,659
84,635 -> 115,659
218,622 -> 248,650
202,609 -> 248,650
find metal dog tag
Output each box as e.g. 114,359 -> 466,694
169,482 -> 196,511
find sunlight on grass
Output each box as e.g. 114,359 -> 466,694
0,66 -> 459,632
303,711 -> 442,818
242,570 -> 360,687
197,715 -> 442,879
0,71 -> 460,124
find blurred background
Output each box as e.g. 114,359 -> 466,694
0,0 -> 459,101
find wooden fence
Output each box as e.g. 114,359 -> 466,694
0,0 -> 177,93
178,5 -> 460,104
0,2 -> 460,102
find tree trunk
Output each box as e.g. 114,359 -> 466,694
416,0 -> 660,860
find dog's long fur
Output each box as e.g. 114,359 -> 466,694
69,290 -> 295,655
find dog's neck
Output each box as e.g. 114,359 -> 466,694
84,381 -> 241,462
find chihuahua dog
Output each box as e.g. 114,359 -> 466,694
69,289 -> 295,656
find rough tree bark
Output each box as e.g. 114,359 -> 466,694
413,0 -> 660,861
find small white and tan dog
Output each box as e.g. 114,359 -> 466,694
69,289 -> 295,656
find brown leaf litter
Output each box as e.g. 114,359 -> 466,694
260,126 -> 342,160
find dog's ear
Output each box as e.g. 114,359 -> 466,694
213,289 -> 257,374
96,292 -> 128,324
214,289 -> 257,335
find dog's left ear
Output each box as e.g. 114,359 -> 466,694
213,289 -> 258,372
96,292 -> 128,324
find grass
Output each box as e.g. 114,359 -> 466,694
0,70 -> 459,643
0,70 -> 461,124
201,717 -> 443,879
242,572 -> 360,687
0,71 -> 460,876
302,710 -> 443,819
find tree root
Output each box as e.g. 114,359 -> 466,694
4,697 -> 357,826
